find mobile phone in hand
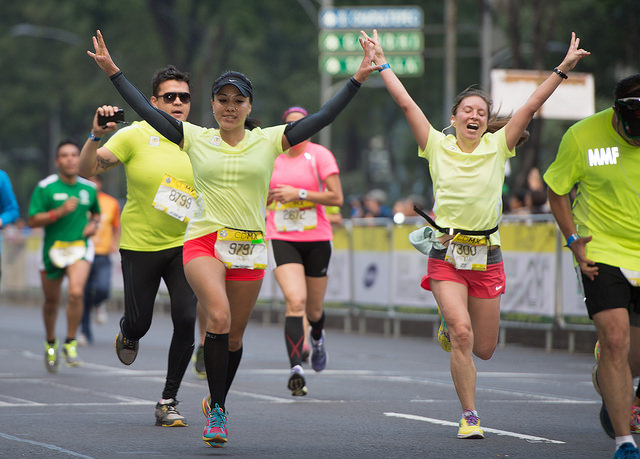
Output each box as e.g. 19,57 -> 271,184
97,109 -> 125,127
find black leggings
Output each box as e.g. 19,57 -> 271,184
120,247 -> 196,400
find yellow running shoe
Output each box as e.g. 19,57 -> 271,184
62,340 -> 81,367
457,410 -> 484,439
437,308 -> 451,352
594,340 -> 600,362
44,340 -> 59,373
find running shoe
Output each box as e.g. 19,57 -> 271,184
114,319 -> 138,365
311,331 -> 327,372
193,345 -> 206,379
202,395 -> 211,418
631,406 -> 640,434
203,403 -> 228,447
594,339 -> 600,362
600,401 -> 615,439
288,365 -> 308,396
44,340 -> 59,373
155,399 -> 187,427
457,410 -> 484,439
437,308 -> 451,352
62,340 -> 81,366
614,442 -> 640,459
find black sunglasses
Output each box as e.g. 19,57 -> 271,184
155,92 -> 191,103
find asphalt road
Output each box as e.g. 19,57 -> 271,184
0,298 -> 616,458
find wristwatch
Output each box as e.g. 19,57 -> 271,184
298,188 -> 308,199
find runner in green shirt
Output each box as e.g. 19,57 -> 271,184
28,140 -> 100,373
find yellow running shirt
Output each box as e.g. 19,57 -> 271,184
420,126 -> 515,246
182,123 -> 287,241
544,108 -> 640,271
104,121 -> 194,251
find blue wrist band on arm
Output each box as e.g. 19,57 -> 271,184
566,233 -> 579,247
89,132 -> 101,142
379,63 -> 391,72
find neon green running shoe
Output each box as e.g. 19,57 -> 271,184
594,339 -> 600,362
63,339 -> 81,367
437,308 -> 451,352
44,340 -> 59,373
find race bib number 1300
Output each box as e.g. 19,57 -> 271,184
152,174 -> 198,222
444,233 -> 488,271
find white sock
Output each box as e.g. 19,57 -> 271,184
159,398 -> 174,405
615,436 -> 636,449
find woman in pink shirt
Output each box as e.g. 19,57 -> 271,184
266,106 -> 343,396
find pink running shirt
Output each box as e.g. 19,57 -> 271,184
265,141 -> 339,242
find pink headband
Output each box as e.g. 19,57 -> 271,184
282,106 -> 308,122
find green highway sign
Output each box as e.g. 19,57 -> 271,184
320,54 -> 423,77
319,30 -> 423,53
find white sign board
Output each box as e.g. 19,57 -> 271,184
491,69 -> 595,120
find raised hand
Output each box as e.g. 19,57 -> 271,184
557,32 -> 590,73
353,34 -> 382,83
360,29 -> 386,65
87,30 -> 120,76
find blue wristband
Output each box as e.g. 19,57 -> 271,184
379,63 -> 391,72
89,132 -> 101,142
566,233 -> 579,247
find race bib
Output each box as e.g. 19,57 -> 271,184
274,200 -> 317,232
621,268 -> 640,287
214,228 -> 267,270
444,233 -> 488,271
152,174 -> 198,222
49,240 -> 87,269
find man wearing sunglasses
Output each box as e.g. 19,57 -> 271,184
78,65 -> 198,428
545,74 -> 640,459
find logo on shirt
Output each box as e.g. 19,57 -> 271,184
53,192 -> 68,201
79,189 -> 90,205
210,135 -> 222,146
588,147 -> 619,166
149,136 -> 160,147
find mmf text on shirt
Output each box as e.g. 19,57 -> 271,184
588,147 -> 619,166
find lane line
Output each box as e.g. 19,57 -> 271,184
385,412 -> 565,444
0,431 -> 94,458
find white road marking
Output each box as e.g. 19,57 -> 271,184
0,431 -> 94,458
385,412 -> 565,444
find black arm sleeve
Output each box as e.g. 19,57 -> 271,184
110,71 -> 184,145
284,77 -> 361,147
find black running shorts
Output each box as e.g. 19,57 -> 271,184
270,239 -> 331,278
580,262 -> 640,325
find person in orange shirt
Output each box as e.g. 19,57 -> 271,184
80,175 -> 121,345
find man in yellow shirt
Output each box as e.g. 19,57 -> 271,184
79,66 -> 196,427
